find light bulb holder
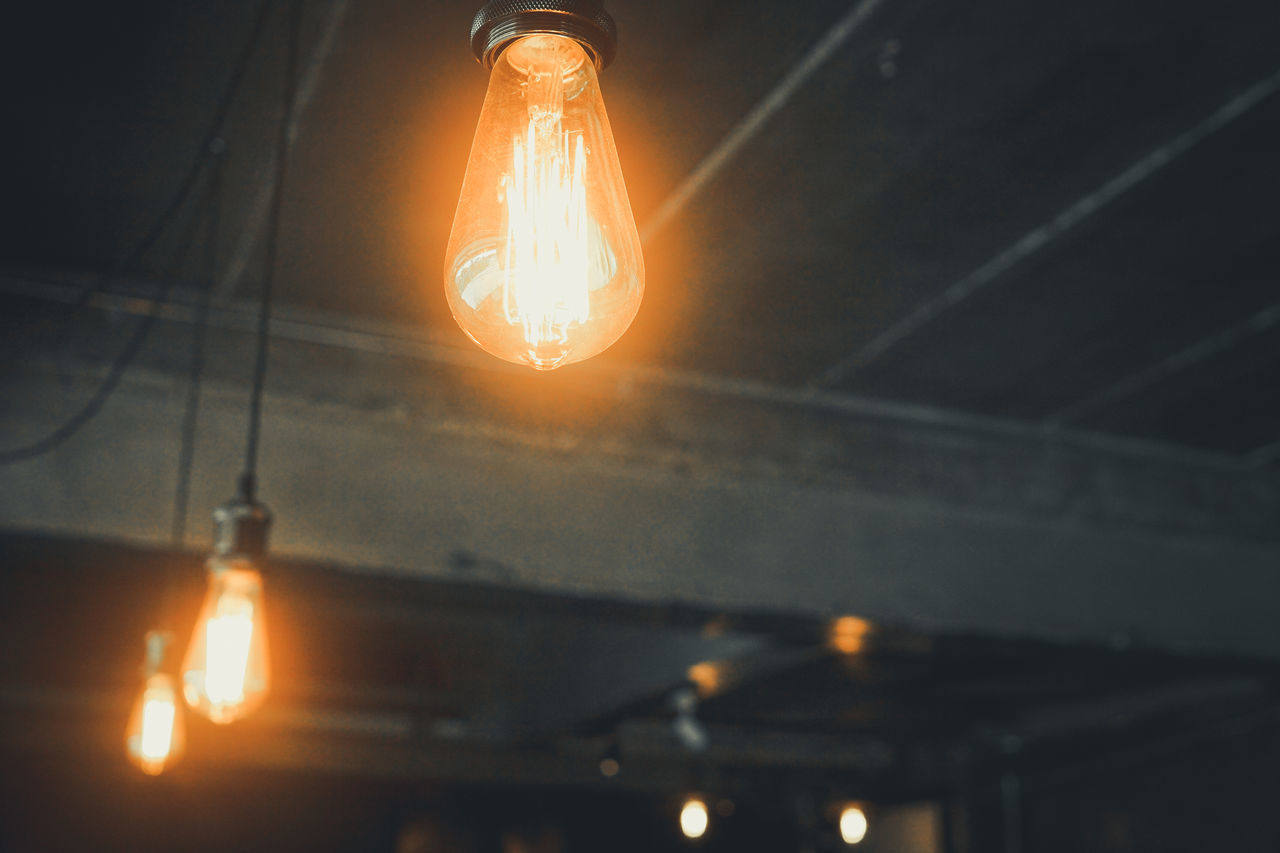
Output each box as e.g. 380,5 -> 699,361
470,0 -> 618,69
211,497 -> 273,560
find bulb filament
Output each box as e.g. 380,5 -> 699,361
204,596 -> 255,707
499,58 -> 597,367
139,694 -> 177,764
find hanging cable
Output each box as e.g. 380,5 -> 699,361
237,0 -> 303,502
0,173 -> 212,465
0,0 -> 275,466
63,0 -> 276,319
171,142 -> 227,546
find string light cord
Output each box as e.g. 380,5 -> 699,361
61,0 -> 275,321
171,145 -> 226,546
238,0 -> 303,503
0,171 -> 212,466
1,0 -> 276,466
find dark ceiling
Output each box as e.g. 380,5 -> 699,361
4,0 -> 1279,462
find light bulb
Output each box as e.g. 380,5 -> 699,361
839,805 -> 868,845
679,797 -> 709,840
445,27 -> 643,371
181,557 -> 270,724
125,632 -> 185,775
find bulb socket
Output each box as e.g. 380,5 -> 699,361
470,0 -> 618,69
211,498 -> 273,560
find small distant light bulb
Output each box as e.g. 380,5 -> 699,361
840,805 -> 868,845
445,4 -> 643,371
680,797 -> 709,840
182,557 -> 270,724
125,632 -> 185,776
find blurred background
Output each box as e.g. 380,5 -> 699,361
1,0 -> 1279,850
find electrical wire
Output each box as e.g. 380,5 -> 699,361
0,179 -> 210,466
238,0 -> 303,502
0,0 -> 276,466
171,145 -> 226,546
63,0 -> 276,319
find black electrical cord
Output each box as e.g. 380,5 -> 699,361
63,0 -> 276,319
237,0 -> 303,503
171,144 -> 226,546
0,174 -> 212,466
0,0 -> 276,466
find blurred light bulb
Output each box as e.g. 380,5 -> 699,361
445,32 -> 643,370
125,632 -> 185,775
182,558 -> 269,724
680,797 -> 709,840
839,805 -> 868,845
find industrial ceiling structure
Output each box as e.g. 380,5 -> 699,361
2,0 -> 1279,850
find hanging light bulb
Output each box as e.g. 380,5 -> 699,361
125,631 -> 186,775
679,796 -> 709,840
839,805 -> 868,845
445,1 -> 643,371
182,496 -> 272,724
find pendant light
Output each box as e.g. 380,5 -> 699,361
125,631 -> 186,775
181,0 -> 301,725
444,0 -> 644,371
181,490 -> 273,723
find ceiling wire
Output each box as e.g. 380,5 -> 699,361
217,0 -> 351,300
0,0 -> 276,467
638,0 -> 888,245
814,65 -> 1280,389
0,187 -> 208,466
59,0 -> 275,328
171,146 -> 227,546
238,0 -> 304,502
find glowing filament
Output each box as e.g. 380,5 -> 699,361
139,694 -> 176,764
204,597 -> 254,706
502,112 -> 591,353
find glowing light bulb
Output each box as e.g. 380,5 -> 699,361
125,632 -> 185,775
445,28 -> 643,371
182,558 -> 270,724
680,797 -> 709,840
839,805 -> 868,845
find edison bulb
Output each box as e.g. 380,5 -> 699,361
125,632 -> 185,775
181,557 -> 270,724
840,805 -> 868,845
679,797 -> 709,840
445,33 -> 643,370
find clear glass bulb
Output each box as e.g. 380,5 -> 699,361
679,797 -> 709,839
445,34 -> 644,370
181,558 -> 270,724
125,644 -> 186,776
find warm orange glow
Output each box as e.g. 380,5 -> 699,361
125,673 -> 185,775
839,805 -> 868,844
687,661 -> 722,697
829,616 -> 871,654
182,559 -> 270,724
680,797 -> 709,839
445,34 -> 643,370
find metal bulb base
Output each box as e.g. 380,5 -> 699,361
470,0 -> 618,69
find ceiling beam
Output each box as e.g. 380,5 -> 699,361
3,290 -> 1279,658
